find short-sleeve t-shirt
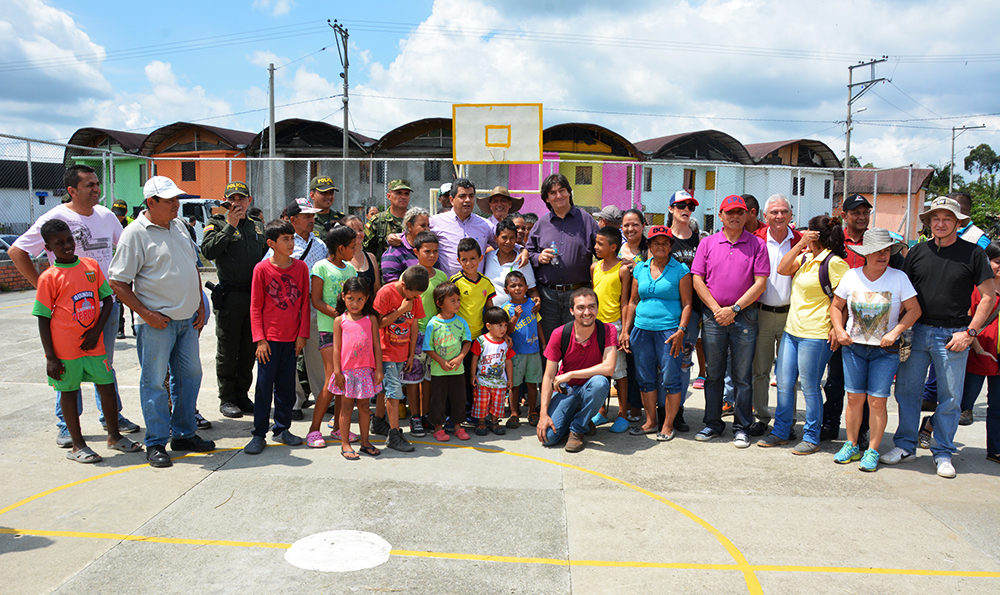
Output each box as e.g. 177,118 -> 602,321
311,259 -> 357,333
418,268 -> 449,333
503,300 -> 542,354
670,232 -> 702,314
374,282 -> 425,362
543,322 -> 618,387
834,267 -> 917,346
471,334 -> 514,388
784,250 -> 850,339
422,315 -> 471,376
632,257 -> 690,331
484,250 -> 536,308
450,271 -> 496,338
903,239 -> 994,328
14,205 -> 121,276
32,257 -> 113,361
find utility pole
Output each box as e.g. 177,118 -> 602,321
268,63 -> 276,208
844,57 -> 887,209
950,124 -> 986,193
329,20 -> 349,213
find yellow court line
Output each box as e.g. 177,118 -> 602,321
0,301 -> 33,310
0,527 -> 289,549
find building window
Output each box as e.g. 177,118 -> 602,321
310,161 -> 319,179
704,214 -> 715,234
705,170 -> 716,191
359,161 -> 370,184
575,166 -> 593,186
425,160 -> 441,182
683,169 -> 696,191
643,167 -> 652,192
139,164 -> 147,185
181,161 -> 196,182
151,163 -> 157,177
791,177 -> 806,196
824,179 -> 831,199
626,165 -> 634,191
375,161 -> 386,184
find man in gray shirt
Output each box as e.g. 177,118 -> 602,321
109,176 -> 215,468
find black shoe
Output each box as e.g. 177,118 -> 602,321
116,330 -> 125,340
235,396 -> 255,414
857,430 -> 870,452
301,399 -> 315,410
788,425 -> 798,441
371,415 -> 390,436
147,444 -> 173,468
386,428 -> 414,452
819,425 -> 839,442
220,401 -> 243,418
194,411 -> 212,430
171,435 -> 216,452
585,420 -> 598,436
748,421 -> 768,437
290,409 -> 304,421
674,408 -> 690,433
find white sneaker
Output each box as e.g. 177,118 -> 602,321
733,431 -> 750,449
879,446 -> 916,465
935,456 -> 957,479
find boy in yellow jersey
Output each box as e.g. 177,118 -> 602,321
450,237 -> 496,417
591,226 -> 632,433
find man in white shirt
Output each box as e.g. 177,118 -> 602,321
750,194 -> 802,436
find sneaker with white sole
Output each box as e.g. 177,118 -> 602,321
934,456 -> 956,478
880,446 -> 915,465
733,431 -> 750,449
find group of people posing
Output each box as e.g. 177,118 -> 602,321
14,164 -> 1000,478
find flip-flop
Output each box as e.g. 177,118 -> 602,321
358,444 -> 381,457
66,446 -> 102,464
108,437 -> 143,453
341,448 -> 360,461
628,426 -> 658,436
306,431 -> 327,448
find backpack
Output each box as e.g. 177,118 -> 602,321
801,252 -> 836,299
559,321 -> 607,360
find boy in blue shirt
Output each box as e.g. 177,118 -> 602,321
502,270 -> 545,428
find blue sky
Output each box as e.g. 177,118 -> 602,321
2,0 -> 999,174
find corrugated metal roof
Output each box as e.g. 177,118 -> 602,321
744,139 -> 841,168
833,167 -> 934,195
140,122 -> 257,156
635,130 -> 752,165
244,118 -> 374,156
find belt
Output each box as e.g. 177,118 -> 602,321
223,282 -> 252,293
759,303 -> 790,314
540,282 -> 588,292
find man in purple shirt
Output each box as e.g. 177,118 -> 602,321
429,178 -> 494,278
526,173 -> 599,338
690,195 -> 769,448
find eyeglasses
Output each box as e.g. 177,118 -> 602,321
672,202 -> 696,211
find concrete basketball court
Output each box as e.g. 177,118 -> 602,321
2,276 -> 999,595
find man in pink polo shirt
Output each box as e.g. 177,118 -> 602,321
690,195 -> 769,448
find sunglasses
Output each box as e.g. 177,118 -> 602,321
672,202 -> 696,211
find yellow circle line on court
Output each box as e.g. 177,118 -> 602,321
1,441 -> 999,590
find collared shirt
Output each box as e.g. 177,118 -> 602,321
843,235 -> 866,269
264,232 -> 327,270
109,212 -> 201,322
758,227 -> 795,306
526,206 -> 599,286
201,214 -> 266,285
381,234 -> 419,284
690,229 -> 769,307
429,210 -> 494,278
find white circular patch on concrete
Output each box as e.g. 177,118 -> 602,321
284,530 -> 392,572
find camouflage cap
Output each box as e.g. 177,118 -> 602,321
388,179 -> 413,192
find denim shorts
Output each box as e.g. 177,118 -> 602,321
382,361 -> 406,400
318,332 -> 334,350
842,342 -> 900,399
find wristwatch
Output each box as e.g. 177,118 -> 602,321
678,325 -> 688,333
966,327 -> 979,337
731,304 -> 742,314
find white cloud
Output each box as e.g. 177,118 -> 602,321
252,0 -> 296,17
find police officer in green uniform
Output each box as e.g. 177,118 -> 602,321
201,181 -> 267,418
309,175 -> 345,242
363,179 -> 412,262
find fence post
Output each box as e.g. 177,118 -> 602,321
27,140 -> 35,223
872,170 -> 879,226
905,164 -> 913,242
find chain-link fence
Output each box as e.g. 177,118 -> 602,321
0,133 -> 930,244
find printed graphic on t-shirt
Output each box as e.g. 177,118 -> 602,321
849,291 -> 892,342
68,220 -> 111,256
72,290 -> 99,328
266,274 -> 304,310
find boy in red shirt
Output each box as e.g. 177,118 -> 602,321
34,219 -> 142,463
374,265 -> 429,452
244,220 -> 311,454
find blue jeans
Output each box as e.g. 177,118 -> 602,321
773,333 -> 834,443
543,376 -> 610,445
253,341 -> 297,438
630,327 -> 683,394
135,314 -> 202,447
701,307 -> 758,434
893,324 -> 968,458
55,301 -> 123,430
842,343 -> 900,400
963,373 -> 1000,457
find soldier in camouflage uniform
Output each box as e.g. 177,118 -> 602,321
309,175 -> 345,242
201,181 -> 267,418
364,179 -> 412,263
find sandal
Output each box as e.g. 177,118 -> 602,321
528,412 -> 539,427
628,426 -> 658,436
341,448 -> 360,461
505,415 -> 520,429
108,437 -> 143,453
358,444 -> 381,457
330,429 -> 360,443
918,416 -> 932,450
306,431 -> 327,448
66,446 -> 102,464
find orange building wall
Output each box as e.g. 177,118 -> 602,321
859,189 -> 927,242
150,129 -> 249,199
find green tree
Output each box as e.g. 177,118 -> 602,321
927,163 -> 965,197
965,144 -> 999,178
847,155 -> 862,168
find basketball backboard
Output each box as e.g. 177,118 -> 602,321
452,103 -> 543,164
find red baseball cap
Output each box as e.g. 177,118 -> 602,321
646,225 -> 673,240
719,195 -> 748,212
